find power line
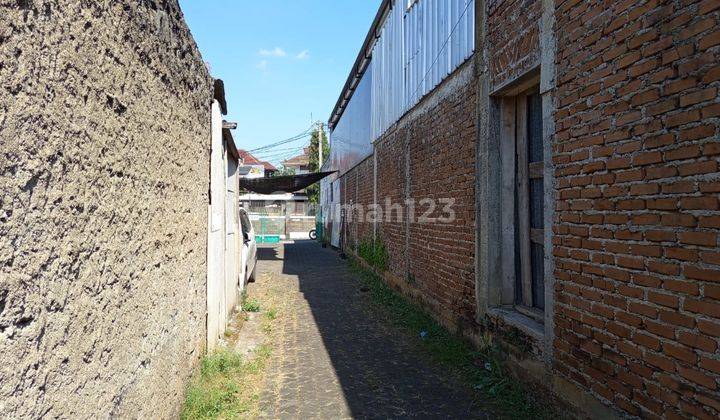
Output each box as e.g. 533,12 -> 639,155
256,146 -> 308,162
258,149 -> 302,161
248,126 -> 314,153
254,145 -> 308,156
257,142 -> 308,157
249,134 -> 310,153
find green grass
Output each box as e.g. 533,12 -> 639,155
242,299 -> 261,312
357,237 -> 389,272
241,291 -> 261,312
265,308 -> 277,320
180,350 -> 249,420
181,347 -> 272,420
350,259 -> 558,419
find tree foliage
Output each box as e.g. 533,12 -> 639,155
271,166 -> 295,177
306,126 -> 329,203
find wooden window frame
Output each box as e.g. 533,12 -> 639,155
499,82 -> 545,322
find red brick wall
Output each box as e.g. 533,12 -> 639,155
375,128 -> 407,280
554,0 -> 720,417
342,155 -> 374,250
406,82 -> 477,330
488,0 -> 541,88
340,63 -> 478,332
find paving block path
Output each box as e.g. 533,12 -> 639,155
252,241 -> 488,419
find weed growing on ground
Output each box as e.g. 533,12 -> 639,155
357,237 -> 389,271
242,299 -> 261,312
265,308 -> 277,320
241,292 -> 261,312
181,345 -> 273,419
183,290 -> 277,419
181,349 -> 261,419
349,259 -> 558,419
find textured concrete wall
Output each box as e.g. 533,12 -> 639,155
0,1 -> 212,417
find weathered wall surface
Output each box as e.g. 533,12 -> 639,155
342,155 -> 375,251
554,0 -> 720,417
341,62 -> 478,333
487,0 -> 541,89
0,1 -> 212,417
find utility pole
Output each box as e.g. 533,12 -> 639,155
317,121 -> 324,170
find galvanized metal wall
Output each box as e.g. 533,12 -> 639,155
371,0 -> 475,140
329,0 -> 475,177
330,65 -> 373,175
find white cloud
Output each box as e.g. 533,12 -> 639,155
259,47 -> 287,57
256,60 -> 268,70
295,50 -> 310,60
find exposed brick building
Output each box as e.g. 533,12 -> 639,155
323,0 -> 720,417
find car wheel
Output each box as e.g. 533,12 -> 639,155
309,229 -> 317,240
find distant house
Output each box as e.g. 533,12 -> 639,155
238,149 -> 277,177
282,148 -> 310,174
260,161 -> 277,176
237,149 -> 313,240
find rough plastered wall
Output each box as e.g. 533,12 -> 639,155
0,1 -> 212,417
554,0 -> 720,417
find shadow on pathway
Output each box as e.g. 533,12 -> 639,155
255,240 -> 488,419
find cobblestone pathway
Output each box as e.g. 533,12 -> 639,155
252,241 -> 487,419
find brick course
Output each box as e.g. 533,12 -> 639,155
488,0 -> 541,89
341,62 -> 478,333
554,0 -> 720,416
332,0 -> 720,416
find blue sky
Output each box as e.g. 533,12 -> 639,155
178,0 -> 379,164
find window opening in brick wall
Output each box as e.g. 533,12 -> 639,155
527,90 -> 545,310
498,81 -> 546,322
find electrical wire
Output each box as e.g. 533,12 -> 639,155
248,126 -> 314,152
256,147 -> 308,162
255,142 -> 308,157
254,145 -> 309,157
249,135 -> 309,153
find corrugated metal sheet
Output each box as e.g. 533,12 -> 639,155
371,0 -> 475,140
330,66 -> 373,175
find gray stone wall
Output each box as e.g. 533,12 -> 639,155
0,1 -> 212,417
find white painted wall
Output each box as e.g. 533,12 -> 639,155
207,99 -> 225,351
225,156 -> 240,316
207,100 -> 242,351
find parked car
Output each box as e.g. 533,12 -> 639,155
239,208 -> 257,286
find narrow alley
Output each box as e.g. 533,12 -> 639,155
4,1 -> 720,418
248,241 -> 489,418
